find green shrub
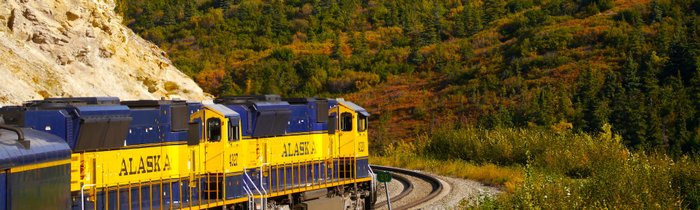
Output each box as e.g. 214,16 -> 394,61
420,126 -> 699,209
672,157 -> 700,208
269,48 -> 294,61
616,9 -> 643,25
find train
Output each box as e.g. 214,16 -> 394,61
0,95 -> 376,210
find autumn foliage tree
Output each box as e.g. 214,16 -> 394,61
117,0 -> 700,156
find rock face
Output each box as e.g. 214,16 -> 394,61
0,0 -> 208,105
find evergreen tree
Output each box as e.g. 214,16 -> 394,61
214,0 -> 233,9
691,67 -> 700,133
574,68 -> 606,133
114,0 -> 700,156
664,75 -> 695,154
531,86 -> 556,126
483,0 -> 506,23
184,1 -> 196,20
408,46 -> 425,66
159,4 -> 173,25
665,38 -> 697,84
387,1 -> 400,26
459,40 -> 474,62
649,1 -> 664,24
619,54 -> 648,148
220,74 -> 240,96
455,1 -> 483,37
641,53 -> 665,148
350,32 -> 369,56
431,1 -> 445,41
331,31 -> 343,60
271,0 -> 290,40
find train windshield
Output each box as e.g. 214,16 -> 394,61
207,118 -> 221,142
341,112 -> 353,131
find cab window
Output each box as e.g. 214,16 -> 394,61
341,112 -> 353,131
228,118 -> 239,141
358,115 -> 368,132
207,118 -> 221,142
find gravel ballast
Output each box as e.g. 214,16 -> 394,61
373,169 -> 500,210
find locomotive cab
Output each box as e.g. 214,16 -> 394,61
189,104 -> 242,174
330,100 -> 370,179
331,100 -> 369,157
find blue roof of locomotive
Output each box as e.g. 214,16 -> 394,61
0,128 -> 71,170
339,101 -> 370,116
251,101 -> 290,111
206,104 -> 240,118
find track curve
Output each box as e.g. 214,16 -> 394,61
370,165 -> 444,210
373,172 -> 413,208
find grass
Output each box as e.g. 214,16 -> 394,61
371,153 -> 523,192
371,124 -> 700,209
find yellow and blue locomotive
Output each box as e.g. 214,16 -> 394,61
0,95 -> 375,210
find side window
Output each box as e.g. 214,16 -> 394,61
341,112 -> 353,131
228,119 -> 239,141
358,115 -> 368,132
207,118 -> 221,142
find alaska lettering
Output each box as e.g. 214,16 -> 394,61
281,141 -> 316,157
119,154 -> 171,176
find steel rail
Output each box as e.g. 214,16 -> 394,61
373,172 -> 413,208
370,165 -> 444,210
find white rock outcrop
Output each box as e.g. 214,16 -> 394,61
0,0 -> 208,105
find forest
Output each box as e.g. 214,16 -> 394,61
116,0 -> 700,208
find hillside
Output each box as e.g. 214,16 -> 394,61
0,0 -> 207,105
117,0 -> 700,155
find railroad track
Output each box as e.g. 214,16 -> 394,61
370,165 -> 444,210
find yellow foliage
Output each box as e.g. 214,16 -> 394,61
551,119 -> 573,134
371,155 -> 524,191
288,42 -> 333,55
195,69 -> 226,94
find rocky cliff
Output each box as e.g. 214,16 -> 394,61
0,0 -> 207,105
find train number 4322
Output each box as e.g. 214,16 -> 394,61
229,153 -> 239,167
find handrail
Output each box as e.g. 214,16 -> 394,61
368,165 -> 376,203
244,167 -> 263,209
127,181 -> 132,209
0,124 -> 29,149
76,157 -> 372,209
104,184 -> 108,210
179,175 -> 184,208
243,184 -> 253,210
81,183 -> 96,210
260,163 -> 268,210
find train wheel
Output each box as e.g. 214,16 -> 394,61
363,196 -> 371,210
363,188 -> 377,210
